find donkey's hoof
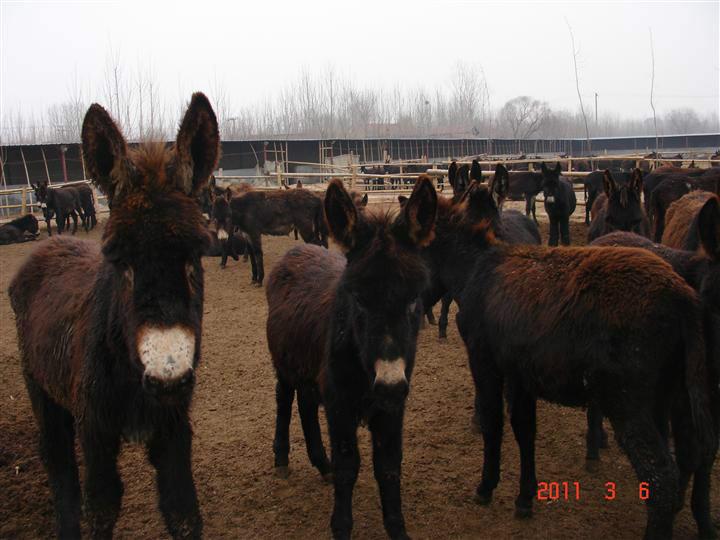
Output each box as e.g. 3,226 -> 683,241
585,458 -> 600,473
514,505 -> 533,519
698,523 -> 718,540
474,492 -> 493,506
275,466 -> 290,479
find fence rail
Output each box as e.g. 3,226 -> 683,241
1,153 -> 717,223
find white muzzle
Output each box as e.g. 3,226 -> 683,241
137,325 -> 195,383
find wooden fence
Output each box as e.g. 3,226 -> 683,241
1,154 -> 718,223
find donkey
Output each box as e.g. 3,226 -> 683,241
31,180 -> 84,236
651,173 -> 720,242
504,169 -> 543,224
591,224 -> 720,539
662,191 -> 717,251
229,188 -> 325,285
541,162 -> 577,245
71,183 -> 97,231
423,184 -> 715,539
9,93 -> 219,539
587,169 -> 650,242
209,187 -> 244,268
583,170 -> 630,225
432,174 -> 540,340
266,177 -> 437,540
0,214 -> 39,245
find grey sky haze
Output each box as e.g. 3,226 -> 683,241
1,0 -> 719,122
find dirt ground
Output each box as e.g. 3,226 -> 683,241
0,199 -> 717,539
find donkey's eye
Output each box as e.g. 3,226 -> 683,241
408,300 -> 417,314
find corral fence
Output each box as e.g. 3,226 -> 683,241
1,153 -> 719,222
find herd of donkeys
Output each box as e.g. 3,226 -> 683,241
4,93 -> 719,540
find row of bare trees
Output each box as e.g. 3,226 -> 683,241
2,62 -> 717,145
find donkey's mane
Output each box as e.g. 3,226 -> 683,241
128,142 -> 172,189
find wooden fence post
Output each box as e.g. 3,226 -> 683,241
21,187 -> 27,214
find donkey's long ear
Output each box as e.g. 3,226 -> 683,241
629,168 -> 643,195
397,175 -> 437,247
603,170 -> 617,196
175,92 -> 220,196
698,197 -> 720,261
324,179 -> 358,251
554,162 -> 562,174
82,104 -> 129,204
541,162 -> 548,174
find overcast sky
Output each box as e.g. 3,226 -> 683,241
1,0 -> 718,121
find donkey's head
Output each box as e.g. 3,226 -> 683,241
540,162 -> 563,204
325,176 -> 437,410
490,164 -> 509,211
82,92 -> 219,401
30,180 -> 50,218
210,187 -> 233,242
603,169 -> 645,232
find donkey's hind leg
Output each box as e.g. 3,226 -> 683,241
507,382 -> 538,518
70,211 -> 79,235
438,293 -> 452,339
671,394 -> 718,539
273,377 -> 295,478
297,385 -> 332,482
25,377 -> 81,539
147,417 -> 203,539
606,406 -> 678,540
585,404 -> 607,470
470,353 -> 505,506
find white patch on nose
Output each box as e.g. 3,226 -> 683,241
545,196 -> 555,204
374,358 -> 407,386
137,326 -> 195,382
40,203 -> 47,209
217,228 -> 229,241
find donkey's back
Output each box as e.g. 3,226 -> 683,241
9,236 -> 100,410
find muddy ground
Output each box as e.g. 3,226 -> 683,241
0,199 -> 717,539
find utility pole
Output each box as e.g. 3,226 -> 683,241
595,93 -> 598,125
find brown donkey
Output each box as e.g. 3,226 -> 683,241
423,184 -> 715,539
9,93 -> 219,539
266,177 -> 437,539
229,188 -> 325,285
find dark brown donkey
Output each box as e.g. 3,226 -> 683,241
9,93 -> 219,539
228,188 -> 325,285
423,184 -> 715,539
587,169 -> 650,242
266,177 -> 437,540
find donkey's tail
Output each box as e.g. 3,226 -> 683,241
680,311 -> 716,462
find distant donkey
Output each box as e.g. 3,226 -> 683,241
266,177 -> 437,540
229,188 -> 325,285
9,93 -> 219,539
540,162 -> 576,245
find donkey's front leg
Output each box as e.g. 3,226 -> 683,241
80,429 -> 123,539
370,410 -> 409,540
327,405 -> 360,540
147,418 -> 202,539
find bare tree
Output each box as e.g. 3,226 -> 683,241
499,96 -> 550,138
566,19 -> 591,153
649,28 -> 659,153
